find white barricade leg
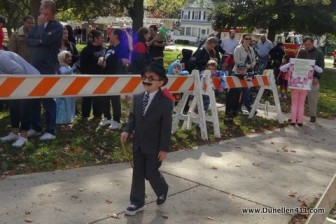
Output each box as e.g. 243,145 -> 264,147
172,92 -> 191,133
248,72 -> 284,124
250,85 -> 265,118
305,173 -> 336,224
171,70 -> 208,140
203,71 -> 220,138
268,72 -> 284,123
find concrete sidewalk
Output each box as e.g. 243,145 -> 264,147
1,116 -> 336,224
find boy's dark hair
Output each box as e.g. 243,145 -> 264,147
88,29 -> 102,43
0,15 -> 7,25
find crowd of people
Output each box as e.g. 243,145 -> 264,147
0,0 -> 326,217
0,1 -> 325,148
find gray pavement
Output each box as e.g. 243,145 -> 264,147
1,115 -> 336,224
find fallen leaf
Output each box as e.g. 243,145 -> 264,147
110,213 -> 119,219
288,191 -> 298,198
290,150 -> 296,153
105,200 -> 112,204
162,214 -> 169,219
78,188 -> 85,192
252,162 -> 260,166
235,164 -> 241,167
207,216 -> 215,221
211,166 -> 218,170
24,219 -> 33,223
25,210 -> 31,215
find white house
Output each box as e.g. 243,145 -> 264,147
170,0 -> 214,45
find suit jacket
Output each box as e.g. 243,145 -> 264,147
125,89 -> 172,154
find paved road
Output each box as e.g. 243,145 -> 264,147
1,114 -> 335,224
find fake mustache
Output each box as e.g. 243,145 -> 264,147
142,82 -> 152,86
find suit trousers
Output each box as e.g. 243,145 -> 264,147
130,149 -> 168,206
308,83 -> 319,117
291,89 -> 308,124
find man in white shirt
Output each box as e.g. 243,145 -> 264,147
220,29 -> 239,71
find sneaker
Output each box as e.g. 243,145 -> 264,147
297,123 -> 303,127
99,118 -> 112,127
12,136 -> 28,147
1,132 -> 19,142
27,129 -> 41,138
39,133 -> 56,141
310,116 -> 316,123
125,204 -> 144,216
108,120 -> 120,130
157,186 -> 169,208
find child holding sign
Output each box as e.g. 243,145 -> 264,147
280,50 -> 323,126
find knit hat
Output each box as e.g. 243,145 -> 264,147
141,62 -> 168,86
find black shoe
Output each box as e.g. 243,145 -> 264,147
310,116 -> 316,123
290,123 -> 296,126
297,123 -> 303,127
125,204 -> 144,216
157,186 -> 169,207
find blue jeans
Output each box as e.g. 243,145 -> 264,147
31,98 -> 56,135
241,88 -> 252,112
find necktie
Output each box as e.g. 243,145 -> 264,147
141,93 -> 150,116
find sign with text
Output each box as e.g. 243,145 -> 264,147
288,58 -> 315,90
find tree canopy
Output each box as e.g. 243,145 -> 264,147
210,0 -> 336,41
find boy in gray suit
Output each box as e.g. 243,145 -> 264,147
120,62 -> 172,215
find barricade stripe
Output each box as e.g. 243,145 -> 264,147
63,77 -> 91,95
29,77 -> 60,97
0,77 -> 26,97
93,77 -> 118,95
169,77 -> 187,92
252,76 -> 259,86
226,76 -> 236,88
120,77 -> 142,93
262,75 -> 270,86
212,77 -> 220,90
189,83 -> 194,91
240,79 -> 248,88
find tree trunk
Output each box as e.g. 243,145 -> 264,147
30,0 -> 40,21
267,21 -> 277,43
130,0 -> 144,32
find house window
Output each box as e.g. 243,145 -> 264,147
194,11 -> 200,20
186,27 -> 191,36
203,11 -> 206,20
192,28 -> 198,37
188,11 -> 191,20
180,27 -> 185,36
181,11 -> 184,20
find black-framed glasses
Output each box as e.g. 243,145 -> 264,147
141,76 -> 161,82
244,38 -> 251,40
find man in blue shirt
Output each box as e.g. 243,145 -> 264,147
26,0 -> 63,140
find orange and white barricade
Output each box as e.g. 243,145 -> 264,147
211,69 -> 284,124
172,70 -> 220,140
0,73 -> 214,140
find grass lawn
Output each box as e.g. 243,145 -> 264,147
0,53 -> 335,176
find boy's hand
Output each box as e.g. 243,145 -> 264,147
120,132 -> 129,143
158,151 -> 167,161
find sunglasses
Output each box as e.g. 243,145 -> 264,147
141,76 -> 161,82
244,38 -> 251,40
